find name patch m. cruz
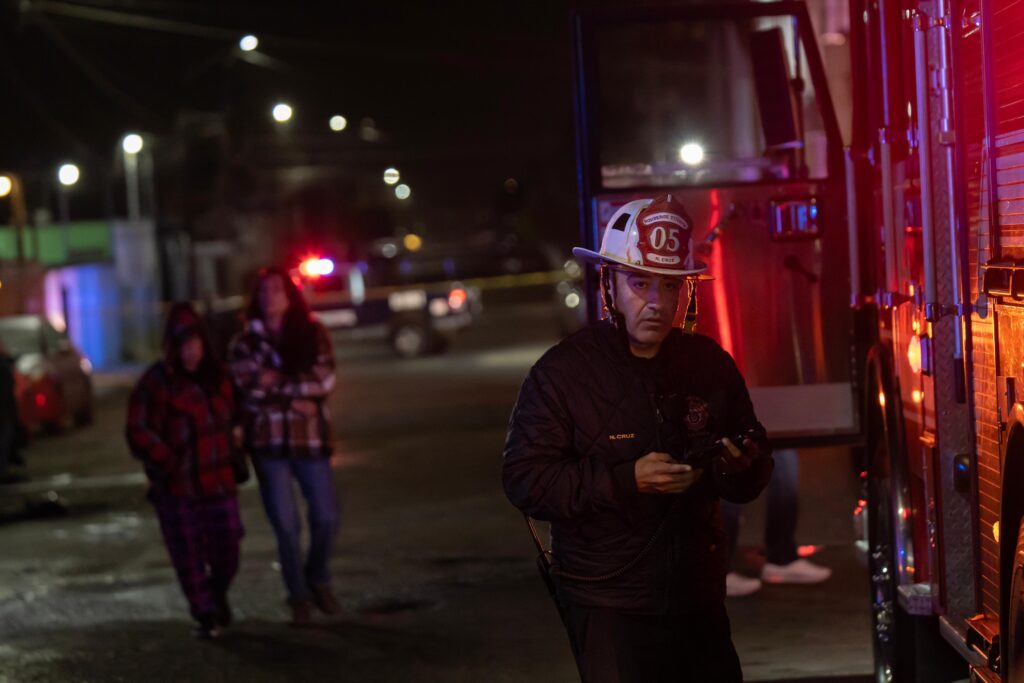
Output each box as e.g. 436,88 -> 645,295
608,433 -> 637,441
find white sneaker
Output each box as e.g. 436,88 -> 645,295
726,572 -> 762,597
762,558 -> 832,584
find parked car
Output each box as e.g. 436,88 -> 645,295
0,316 -> 93,432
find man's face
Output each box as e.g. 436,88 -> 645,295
611,268 -> 683,353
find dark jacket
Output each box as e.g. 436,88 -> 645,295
126,362 -> 237,499
502,321 -> 773,613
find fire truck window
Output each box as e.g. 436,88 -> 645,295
593,15 -> 829,189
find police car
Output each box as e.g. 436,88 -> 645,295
292,256 -> 481,357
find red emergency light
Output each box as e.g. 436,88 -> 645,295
299,257 -> 335,279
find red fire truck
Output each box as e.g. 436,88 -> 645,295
573,1 -> 1024,680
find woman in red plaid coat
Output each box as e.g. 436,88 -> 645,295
126,303 -> 243,639
229,267 -> 339,625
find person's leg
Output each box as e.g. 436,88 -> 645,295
255,458 -> 311,603
721,500 -> 761,597
764,448 -> 800,565
291,457 -> 340,591
202,495 -> 244,624
720,500 -> 741,566
762,449 -> 831,583
681,602 -> 743,683
560,604 -> 673,683
152,496 -> 216,621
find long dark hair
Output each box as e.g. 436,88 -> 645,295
163,302 -> 224,388
245,267 -> 319,373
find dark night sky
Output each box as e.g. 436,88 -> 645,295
0,1 -> 591,246
0,2 -> 574,160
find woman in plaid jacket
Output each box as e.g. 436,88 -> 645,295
229,267 -> 339,624
126,303 -> 243,639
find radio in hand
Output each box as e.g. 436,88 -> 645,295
677,429 -> 760,470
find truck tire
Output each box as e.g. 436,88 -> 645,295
1008,520 -> 1024,683
867,435 -> 905,683
866,355 -> 966,682
868,443 -> 965,681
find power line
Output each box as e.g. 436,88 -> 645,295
30,0 -> 242,41
26,0 -> 518,68
29,12 -> 167,130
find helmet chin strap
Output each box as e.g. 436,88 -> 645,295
682,279 -> 698,335
599,265 -> 626,331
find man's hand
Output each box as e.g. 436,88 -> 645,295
718,438 -> 756,476
635,451 -> 702,494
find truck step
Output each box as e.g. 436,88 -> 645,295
967,614 -> 1001,677
970,663 -> 1001,682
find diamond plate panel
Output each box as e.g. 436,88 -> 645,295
926,14 -> 980,621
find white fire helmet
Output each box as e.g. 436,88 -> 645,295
572,194 -> 707,277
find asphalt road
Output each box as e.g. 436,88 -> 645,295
0,300 -> 873,682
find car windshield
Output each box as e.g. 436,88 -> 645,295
0,319 -> 41,358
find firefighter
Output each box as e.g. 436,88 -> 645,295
502,194 -> 773,682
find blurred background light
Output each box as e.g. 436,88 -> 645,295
122,134 -> 143,155
58,163 -> 80,186
403,233 -> 422,252
329,115 -> 347,131
383,168 -> 401,185
679,142 -> 705,166
272,103 -> 293,123
240,34 -> 259,51
395,184 -> 411,200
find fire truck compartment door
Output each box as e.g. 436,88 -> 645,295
748,383 -> 855,438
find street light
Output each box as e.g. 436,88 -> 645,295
383,168 -> 400,185
122,133 -> 143,155
0,172 -> 28,263
329,115 -> 347,132
239,34 -> 259,52
58,163 -> 80,187
272,103 -> 293,123
57,163 -> 79,261
122,134 -> 144,228
395,184 -> 411,200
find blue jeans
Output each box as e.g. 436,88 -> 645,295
255,457 -> 340,602
722,448 -> 799,567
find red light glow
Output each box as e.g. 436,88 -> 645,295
34,393 -> 46,408
299,257 -> 335,278
448,288 -> 467,310
708,190 -> 736,364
